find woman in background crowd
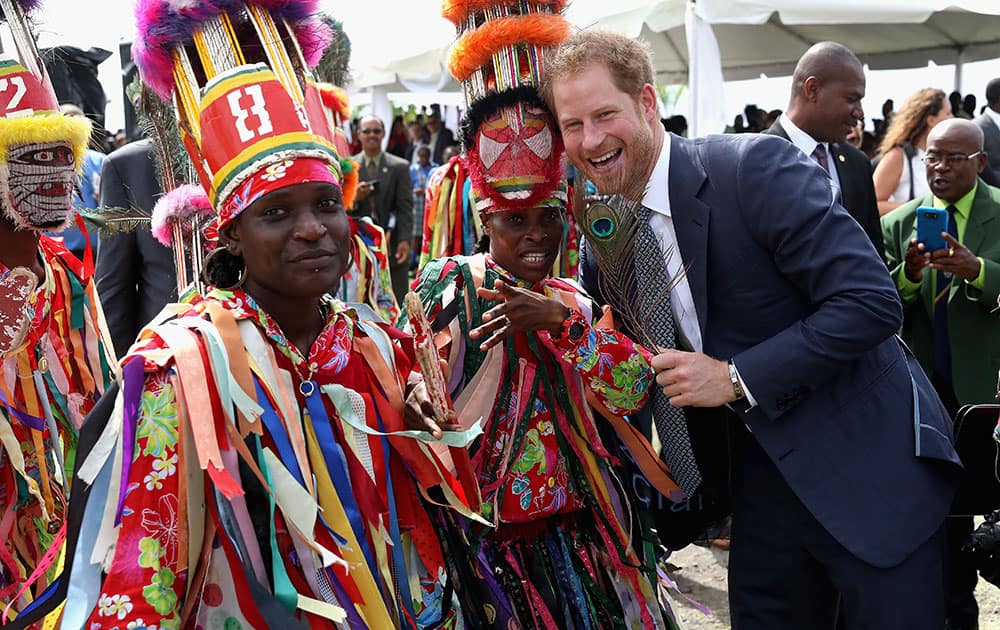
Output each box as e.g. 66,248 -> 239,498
873,87 -> 952,215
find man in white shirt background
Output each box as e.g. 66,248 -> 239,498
974,78 -> 1000,187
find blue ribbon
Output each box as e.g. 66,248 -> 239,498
302,383 -> 381,601
254,379 -> 305,487
373,403 -> 416,624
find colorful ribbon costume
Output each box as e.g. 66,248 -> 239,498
400,1 -> 677,626
0,0 -> 115,623
60,1 -> 476,628
404,253 -> 675,628
74,288 -> 473,628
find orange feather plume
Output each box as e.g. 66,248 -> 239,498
316,82 -> 351,120
441,0 -> 567,26
342,157 -> 359,210
447,13 -> 570,83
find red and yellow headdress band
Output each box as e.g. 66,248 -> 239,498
133,0 -> 349,218
0,0 -> 91,170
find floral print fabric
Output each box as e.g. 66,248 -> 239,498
83,289 -> 456,629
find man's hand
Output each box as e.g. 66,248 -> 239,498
929,233 -> 981,281
651,349 -> 736,407
355,181 -> 374,202
395,240 -> 411,264
403,377 -> 446,439
904,238 -> 930,283
469,279 -> 569,351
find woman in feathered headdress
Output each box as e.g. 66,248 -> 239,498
55,2 -> 479,628
400,2 -> 679,627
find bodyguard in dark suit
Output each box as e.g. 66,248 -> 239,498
973,78 -> 1000,187
765,42 -> 885,259
545,30 -> 960,629
353,116 -> 414,301
96,139 -> 177,358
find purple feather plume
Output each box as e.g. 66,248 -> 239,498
134,0 -> 333,99
0,0 -> 43,20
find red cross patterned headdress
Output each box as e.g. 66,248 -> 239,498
443,0 -> 570,214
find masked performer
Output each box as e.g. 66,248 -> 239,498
418,13 -> 578,279
59,2 -> 478,628
400,2 -> 678,627
0,0 -> 114,622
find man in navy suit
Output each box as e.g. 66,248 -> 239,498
543,31 -> 961,629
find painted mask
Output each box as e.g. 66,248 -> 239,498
0,141 -> 76,230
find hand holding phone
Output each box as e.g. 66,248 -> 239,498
915,206 -> 949,253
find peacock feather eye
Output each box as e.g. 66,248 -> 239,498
584,201 -> 618,240
591,216 -> 615,238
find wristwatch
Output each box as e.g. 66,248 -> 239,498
557,309 -> 588,343
727,359 -> 746,400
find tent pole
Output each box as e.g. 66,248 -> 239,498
954,46 -> 965,93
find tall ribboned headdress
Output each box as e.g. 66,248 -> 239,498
133,0 -> 352,229
443,0 -> 570,214
0,0 -> 91,232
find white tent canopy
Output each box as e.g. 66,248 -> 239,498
344,0 -> 1000,91
618,0 -> 1000,84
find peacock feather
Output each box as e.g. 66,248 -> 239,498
81,207 -> 152,237
128,77 -> 196,195
575,176 -> 686,350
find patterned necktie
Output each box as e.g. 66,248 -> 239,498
932,205 -> 960,381
811,143 -> 831,175
633,204 -> 702,496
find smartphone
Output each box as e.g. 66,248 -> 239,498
915,206 -> 949,253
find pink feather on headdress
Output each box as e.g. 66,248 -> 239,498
151,184 -> 213,247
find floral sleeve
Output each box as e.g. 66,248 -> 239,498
544,310 -> 654,417
86,370 -> 185,630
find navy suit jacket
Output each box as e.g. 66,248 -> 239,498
765,119 -> 885,260
584,132 -> 960,568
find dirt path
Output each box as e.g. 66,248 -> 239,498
667,545 -> 1000,629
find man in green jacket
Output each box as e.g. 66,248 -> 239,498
883,117 -> 1000,630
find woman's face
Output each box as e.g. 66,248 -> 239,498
224,181 -> 351,300
484,206 -> 565,283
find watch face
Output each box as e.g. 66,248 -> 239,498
568,320 -> 585,340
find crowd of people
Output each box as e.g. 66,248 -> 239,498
0,0 -> 997,629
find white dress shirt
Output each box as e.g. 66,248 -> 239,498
640,133 -> 703,354
644,133 -> 757,406
779,113 -> 841,197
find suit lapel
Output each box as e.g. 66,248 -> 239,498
962,179 -> 996,257
766,119 -> 789,140
830,143 -> 854,203
667,137 -> 709,338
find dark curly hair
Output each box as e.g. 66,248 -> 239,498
202,247 -> 245,288
474,233 -> 490,254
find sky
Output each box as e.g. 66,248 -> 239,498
23,0 -> 1000,133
